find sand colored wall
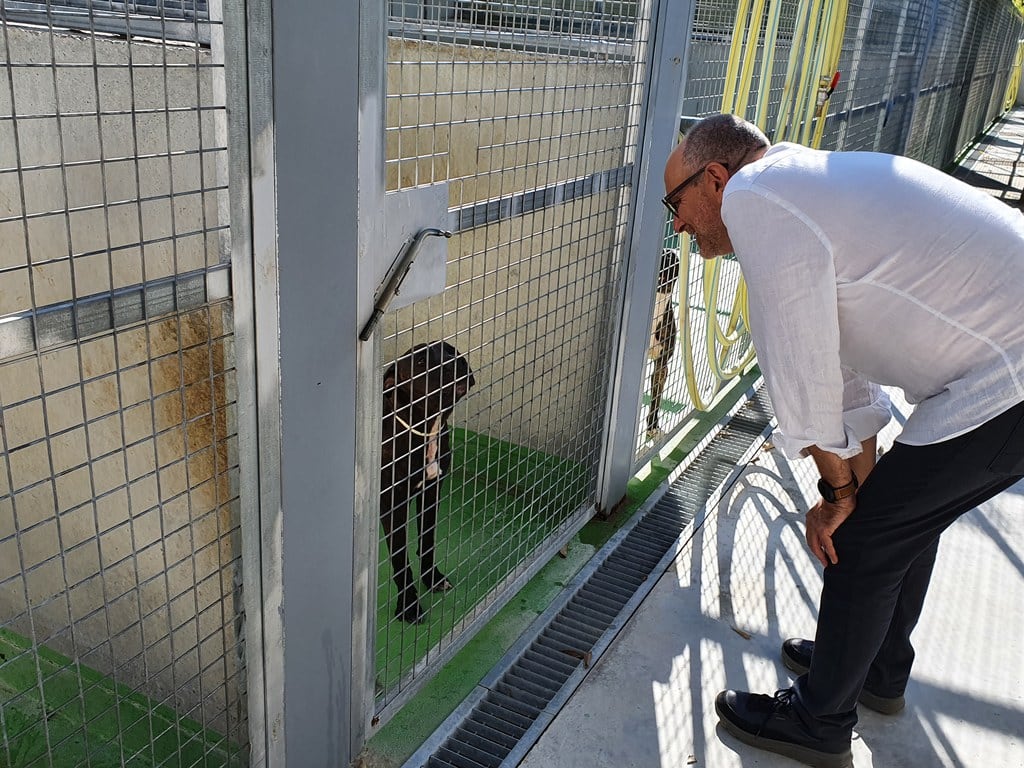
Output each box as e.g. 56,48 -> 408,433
0,26 -> 243,740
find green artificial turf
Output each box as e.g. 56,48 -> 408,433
0,628 -> 244,768
374,427 -> 591,698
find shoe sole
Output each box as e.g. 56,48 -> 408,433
715,698 -> 854,768
781,649 -> 906,716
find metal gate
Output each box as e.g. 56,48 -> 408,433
370,0 -> 662,721
0,2 -> 248,765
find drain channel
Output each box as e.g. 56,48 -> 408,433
406,386 -> 774,768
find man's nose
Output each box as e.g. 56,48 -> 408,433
672,210 -> 684,234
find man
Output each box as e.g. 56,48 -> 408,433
662,113 -> 1024,768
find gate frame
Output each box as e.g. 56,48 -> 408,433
231,0 -> 700,762
598,0 -> 697,512
229,0 -> 384,765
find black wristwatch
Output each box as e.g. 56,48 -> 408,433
817,474 -> 858,503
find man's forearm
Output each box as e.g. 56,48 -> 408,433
848,436 -> 877,484
806,436 -> 877,488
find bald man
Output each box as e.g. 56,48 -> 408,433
663,114 -> 1024,767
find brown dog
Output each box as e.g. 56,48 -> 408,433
381,341 -> 475,624
647,247 -> 680,439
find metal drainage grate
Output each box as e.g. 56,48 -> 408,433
407,385 -> 774,768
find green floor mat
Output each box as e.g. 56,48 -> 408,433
0,628 -> 244,768
374,428 -> 590,698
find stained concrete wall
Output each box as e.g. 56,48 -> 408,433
0,25 -> 243,741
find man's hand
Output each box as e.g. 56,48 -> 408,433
805,496 -> 856,567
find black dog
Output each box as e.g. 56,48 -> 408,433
381,341 -> 475,624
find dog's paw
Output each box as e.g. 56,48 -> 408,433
395,593 -> 426,624
422,568 -> 453,593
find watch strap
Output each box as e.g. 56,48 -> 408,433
817,475 -> 858,503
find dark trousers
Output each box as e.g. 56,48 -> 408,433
793,399 -> 1024,736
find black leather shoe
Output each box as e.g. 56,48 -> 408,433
715,689 -> 853,768
782,638 -> 906,715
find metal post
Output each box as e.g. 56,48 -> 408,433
221,0 -> 268,764
235,0 -> 383,765
597,0 -> 696,513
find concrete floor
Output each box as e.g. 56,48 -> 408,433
519,432 -> 1024,768
952,109 -> 1024,209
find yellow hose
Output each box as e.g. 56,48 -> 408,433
812,0 -> 848,146
795,0 -> 825,144
1003,39 -> 1024,112
754,0 -> 785,126
735,0 -> 769,117
675,0 -> 849,412
722,0 -> 754,115
775,0 -> 814,140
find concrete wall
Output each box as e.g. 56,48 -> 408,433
0,26 -> 243,741
383,38 -> 636,458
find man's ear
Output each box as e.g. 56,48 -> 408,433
706,161 -> 731,198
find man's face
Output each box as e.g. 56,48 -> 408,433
663,142 -> 732,259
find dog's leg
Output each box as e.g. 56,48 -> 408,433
417,478 -> 452,593
647,350 -> 670,433
381,483 -> 425,624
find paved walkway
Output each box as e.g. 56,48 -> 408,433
952,107 -> 1024,207
518,113 -> 1024,768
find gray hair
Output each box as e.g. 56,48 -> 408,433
680,114 -> 770,172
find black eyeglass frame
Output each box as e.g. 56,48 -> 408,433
661,161 -> 730,217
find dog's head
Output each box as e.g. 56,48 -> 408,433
384,341 -> 476,416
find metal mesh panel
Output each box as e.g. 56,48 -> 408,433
635,0 -> 767,461
819,0 -> 929,153
903,0 -> 1023,167
0,2 -> 246,766
376,0 -> 650,719
635,0 -> 1024,468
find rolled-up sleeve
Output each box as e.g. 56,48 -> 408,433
723,188 -> 877,460
841,367 -> 892,443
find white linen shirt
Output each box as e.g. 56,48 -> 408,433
722,142 -> 1024,459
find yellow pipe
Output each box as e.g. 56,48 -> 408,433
805,0 -> 842,144
706,260 -> 755,379
677,238 -> 717,411
1003,39 -> 1024,111
735,0 -> 769,117
775,0 -> 814,141
800,38 -> 826,141
800,3 -> 828,144
793,0 -> 825,144
754,0 -> 785,127
723,0 -> 754,114
812,0 -> 849,147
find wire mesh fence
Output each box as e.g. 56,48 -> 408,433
0,1 -> 245,766
375,0 -> 651,717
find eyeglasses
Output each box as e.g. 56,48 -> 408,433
661,161 -> 730,217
